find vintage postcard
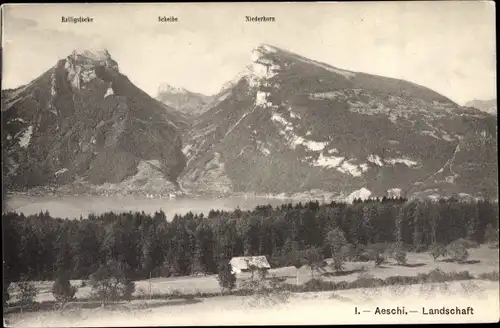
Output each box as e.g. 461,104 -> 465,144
1,2 -> 498,326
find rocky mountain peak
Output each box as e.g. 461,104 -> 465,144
2,48 -> 187,193
156,84 -> 213,117
63,48 -> 119,90
158,83 -> 189,95
68,48 -> 116,67
252,44 -> 280,59
72,47 -> 112,60
214,44 -> 283,97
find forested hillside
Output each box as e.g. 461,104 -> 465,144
3,198 -> 498,284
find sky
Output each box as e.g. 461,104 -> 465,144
1,2 -> 496,105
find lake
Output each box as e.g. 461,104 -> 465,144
4,195 -> 309,220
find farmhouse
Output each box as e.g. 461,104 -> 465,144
229,256 -> 271,274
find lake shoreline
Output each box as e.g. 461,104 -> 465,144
3,194 -> 321,220
5,189 -> 348,203
3,184 -> 352,220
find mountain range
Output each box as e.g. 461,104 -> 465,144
465,99 -> 497,116
2,45 -> 497,200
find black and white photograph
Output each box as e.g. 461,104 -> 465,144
1,2 -> 499,326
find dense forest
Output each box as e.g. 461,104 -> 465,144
2,197 -> 498,284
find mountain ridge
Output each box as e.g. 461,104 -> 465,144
2,45 -> 497,200
178,43 -> 497,200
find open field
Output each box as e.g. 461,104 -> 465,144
6,280 -> 500,326
7,244 -> 498,303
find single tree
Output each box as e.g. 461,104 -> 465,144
52,271 -> 77,310
412,203 -> 424,251
325,228 -> 348,273
286,249 -> 303,286
303,246 -> 325,279
194,222 -> 217,274
122,278 -> 136,302
367,243 -> 387,267
217,262 -> 236,293
391,244 -> 407,266
245,260 -> 259,281
258,268 -> 268,280
484,223 -> 499,245
430,243 -> 447,261
466,218 -> 478,243
17,276 -> 38,313
447,239 -> 469,263
89,260 -> 134,307
340,243 -> 356,261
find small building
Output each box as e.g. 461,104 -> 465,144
229,255 -> 271,274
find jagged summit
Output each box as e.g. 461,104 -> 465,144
72,48 -> 112,60
66,47 -> 119,72
254,43 -> 280,53
215,44 -> 283,95
217,43 -> 359,97
156,83 -> 213,116
61,48 -> 119,90
158,83 -> 189,95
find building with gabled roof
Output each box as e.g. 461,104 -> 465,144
229,255 -> 271,274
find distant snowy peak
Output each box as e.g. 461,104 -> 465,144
158,83 -> 189,95
465,99 -> 497,115
345,188 -> 372,203
156,83 -> 212,116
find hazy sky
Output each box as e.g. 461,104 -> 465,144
1,2 -> 496,104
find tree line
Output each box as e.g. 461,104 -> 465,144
3,197 -> 498,285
